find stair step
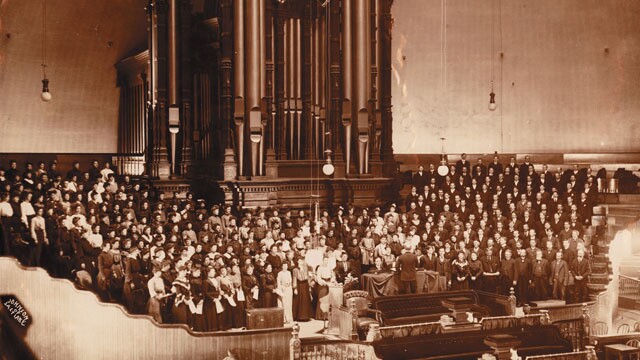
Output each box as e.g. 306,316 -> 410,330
588,283 -> 607,291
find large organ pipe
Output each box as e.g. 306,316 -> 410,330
246,0 -> 262,177
233,0 -> 245,175
342,0 -> 353,173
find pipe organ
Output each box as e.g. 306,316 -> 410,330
116,0 -> 395,184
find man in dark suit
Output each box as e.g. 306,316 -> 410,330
482,250 -> 501,293
519,155 -> 533,176
488,154 -> 503,175
531,250 -> 550,300
514,250 -> 531,305
550,251 -> 569,301
456,153 -> 471,174
570,250 -> 591,302
397,244 -> 419,294
413,166 -> 428,193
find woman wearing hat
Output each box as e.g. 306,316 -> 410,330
171,265 -> 193,326
451,251 -> 470,291
203,267 -> 222,331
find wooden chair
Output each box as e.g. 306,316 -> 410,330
618,323 -> 631,334
626,339 -> 640,360
633,321 -> 640,332
593,321 -> 609,335
343,290 -> 379,339
626,339 -> 640,347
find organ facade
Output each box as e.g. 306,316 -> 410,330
116,0 -> 397,207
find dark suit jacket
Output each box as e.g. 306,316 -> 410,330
397,252 -> 419,281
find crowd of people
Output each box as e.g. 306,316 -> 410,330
0,154 -> 596,332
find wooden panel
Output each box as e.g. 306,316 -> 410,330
0,257 -> 292,360
0,153 -> 114,175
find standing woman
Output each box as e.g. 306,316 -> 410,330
171,265 -> 193,325
147,263 -> 167,323
218,266 -> 236,330
203,267 -> 222,331
292,257 -> 313,321
96,242 -> 114,301
468,252 -> 484,290
315,256 -> 335,321
230,264 -> 246,329
242,264 -> 260,310
189,265 -> 206,331
451,251 -> 470,290
29,206 -> 48,266
276,262 -> 294,324
360,230 -> 375,274
260,263 -> 277,308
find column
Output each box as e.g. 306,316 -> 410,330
180,0 -> 194,177
152,0 -> 171,179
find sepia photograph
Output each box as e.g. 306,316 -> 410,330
0,0 -> 639,359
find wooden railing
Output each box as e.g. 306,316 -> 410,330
479,313 -> 546,331
326,304 -> 358,340
0,257 -> 293,359
553,318 -> 587,352
524,346 -> 596,360
299,338 -> 380,360
528,302 -> 596,323
619,274 -> 640,297
378,320 -> 442,339
112,153 -> 145,176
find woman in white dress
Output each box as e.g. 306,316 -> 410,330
276,262 -> 294,324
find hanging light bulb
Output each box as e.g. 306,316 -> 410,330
488,90 -> 496,111
437,137 -> 449,176
40,0 -> 51,102
322,149 -> 335,176
41,78 -> 52,102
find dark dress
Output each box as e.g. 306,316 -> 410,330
203,278 -> 221,331
468,259 -> 484,290
451,260 -> 470,290
260,272 -> 277,308
171,277 -> 191,325
292,267 -> 313,321
230,275 -> 246,328
190,278 -> 206,332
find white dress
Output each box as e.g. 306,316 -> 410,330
276,270 -> 294,323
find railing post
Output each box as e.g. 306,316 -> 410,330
585,345 -> 597,360
539,309 -> 551,325
581,303 -> 591,349
508,287 -> 517,315
290,323 -> 301,360
349,301 -> 359,340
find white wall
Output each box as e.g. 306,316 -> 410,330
392,0 -> 640,154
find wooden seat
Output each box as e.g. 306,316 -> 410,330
593,321 -> 609,335
343,290 -> 379,339
618,323 -> 631,335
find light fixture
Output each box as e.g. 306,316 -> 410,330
437,137 -> 449,176
40,0 -> 51,102
488,83 -> 497,111
322,149 -> 334,176
488,0 -> 496,111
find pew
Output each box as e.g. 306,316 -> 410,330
371,290 -> 514,326
372,325 -> 573,360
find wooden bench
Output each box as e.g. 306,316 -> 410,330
371,290 -> 514,326
372,325 -> 573,360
